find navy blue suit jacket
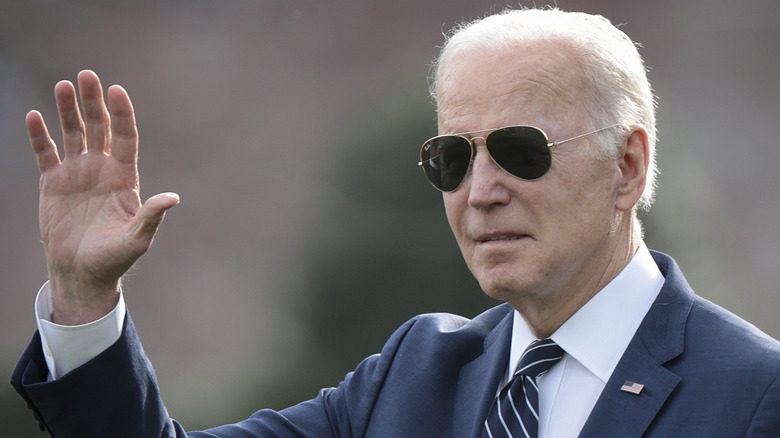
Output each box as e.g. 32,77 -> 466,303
11,251 -> 780,437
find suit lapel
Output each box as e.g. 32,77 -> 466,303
577,341 -> 681,437
579,251 -> 694,438
452,305 -> 514,438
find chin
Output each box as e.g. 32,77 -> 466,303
478,278 -> 526,302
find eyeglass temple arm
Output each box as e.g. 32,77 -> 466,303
549,124 -> 624,148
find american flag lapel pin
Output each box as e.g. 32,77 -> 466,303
620,381 -> 645,395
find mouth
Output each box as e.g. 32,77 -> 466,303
476,234 -> 530,244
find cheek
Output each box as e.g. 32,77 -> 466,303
442,193 -> 473,252
567,184 -> 620,241
544,163 -> 619,233
442,192 -> 463,229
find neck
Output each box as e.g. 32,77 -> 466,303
512,212 -> 642,339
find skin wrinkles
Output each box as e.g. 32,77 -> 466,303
437,40 -> 645,338
438,44 -> 586,135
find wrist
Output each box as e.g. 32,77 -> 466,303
48,275 -> 121,325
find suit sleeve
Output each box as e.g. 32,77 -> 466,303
10,312 -> 418,437
11,314 -> 187,437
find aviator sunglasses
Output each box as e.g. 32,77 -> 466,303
418,124 -> 621,192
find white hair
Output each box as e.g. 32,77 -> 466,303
430,7 -> 659,210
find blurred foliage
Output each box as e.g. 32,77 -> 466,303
253,88 -> 496,410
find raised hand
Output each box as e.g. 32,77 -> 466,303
26,70 -> 180,325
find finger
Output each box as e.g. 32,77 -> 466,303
78,70 -> 110,154
106,84 -> 138,165
127,192 -> 180,251
54,80 -> 86,156
26,110 -> 62,172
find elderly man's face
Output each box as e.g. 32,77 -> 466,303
438,42 -> 626,310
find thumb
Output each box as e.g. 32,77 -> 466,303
129,192 -> 180,248
145,192 -> 181,213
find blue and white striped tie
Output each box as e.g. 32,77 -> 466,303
482,338 -> 565,438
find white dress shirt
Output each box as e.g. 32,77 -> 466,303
35,281 -> 126,379
36,243 -> 664,436
509,242 -> 665,438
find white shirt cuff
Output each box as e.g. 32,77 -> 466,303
35,281 -> 126,380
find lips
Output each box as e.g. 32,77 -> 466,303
476,234 -> 530,243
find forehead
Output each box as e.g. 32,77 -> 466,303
436,40 -> 588,133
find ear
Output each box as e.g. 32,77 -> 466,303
615,127 -> 649,212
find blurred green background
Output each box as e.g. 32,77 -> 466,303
2,0 -> 779,435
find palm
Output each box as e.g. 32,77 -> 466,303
40,151 -> 143,284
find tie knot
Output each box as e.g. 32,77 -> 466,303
515,338 -> 565,379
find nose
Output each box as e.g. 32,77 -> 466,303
465,142 -> 512,209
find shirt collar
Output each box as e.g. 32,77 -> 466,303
509,242 -> 665,382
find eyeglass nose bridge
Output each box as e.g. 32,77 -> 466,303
469,135 -> 511,178
464,135 -> 486,161
470,135 -> 487,145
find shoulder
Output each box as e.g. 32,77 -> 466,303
651,250 -> 780,368
391,303 -> 514,346
365,303 -> 513,370
324,306 -> 513,407
688,294 -> 780,364
682,296 -> 780,431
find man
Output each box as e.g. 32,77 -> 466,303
11,7 -> 780,437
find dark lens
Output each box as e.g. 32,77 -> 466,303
487,126 -> 551,180
421,136 -> 472,191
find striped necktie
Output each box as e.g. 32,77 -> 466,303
482,338 -> 565,438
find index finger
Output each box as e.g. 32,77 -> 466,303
106,84 -> 138,165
